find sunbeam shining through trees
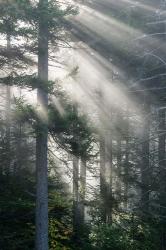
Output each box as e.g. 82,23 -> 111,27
0,0 -> 166,250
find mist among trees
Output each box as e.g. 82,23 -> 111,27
0,0 -> 166,249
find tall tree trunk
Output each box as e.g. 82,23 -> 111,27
116,112 -> 122,208
15,115 -> 22,175
73,155 -> 79,235
141,102 -> 150,215
158,108 -> 166,250
14,88 -> 22,176
79,157 -> 87,226
100,132 -> 112,224
117,134 -> 122,202
124,110 -> 129,210
5,33 -> 11,176
105,132 -> 113,224
35,0 -> 48,249
100,135 -> 107,223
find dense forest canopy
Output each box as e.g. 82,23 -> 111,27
0,0 -> 166,249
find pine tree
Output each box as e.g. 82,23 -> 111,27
0,0 -> 76,248
35,0 -> 49,249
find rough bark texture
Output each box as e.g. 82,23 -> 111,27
35,0 -> 48,249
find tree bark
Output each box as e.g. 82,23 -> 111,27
117,134 -> 122,202
158,108 -> 166,250
100,132 -> 112,224
73,155 -> 79,235
124,110 -> 129,210
141,102 -> 150,215
105,132 -> 112,224
35,0 -> 49,249
79,157 -> 86,225
5,34 -> 11,176
100,135 -> 107,223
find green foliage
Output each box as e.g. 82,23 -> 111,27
0,0 -> 77,39
49,98 -> 95,158
49,218 -> 72,250
0,73 -> 56,92
89,224 -> 130,250
0,175 -> 35,250
0,0 -> 77,90
88,216 -> 160,250
0,168 -> 74,250
13,97 -> 36,124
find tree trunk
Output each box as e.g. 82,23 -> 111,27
79,157 -> 86,225
105,132 -> 113,224
5,34 -> 11,176
15,117 -> 22,175
117,134 -> 122,202
100,133 -> 112,224
35,0 -> 48,249
124,110 -> 129,210
73,155 -> 79,235
158,108 -> 166,250
141,102 -> 150,215
100,135 -> 107,223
